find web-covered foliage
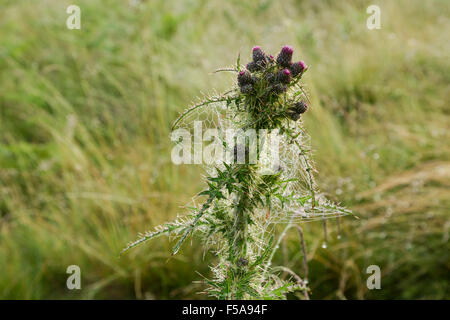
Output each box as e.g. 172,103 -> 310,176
123,46 -> 351,299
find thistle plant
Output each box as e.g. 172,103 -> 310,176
122,45 -> 350,299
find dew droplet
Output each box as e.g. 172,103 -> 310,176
337,235 -> 341,240
321,242 -> 327,249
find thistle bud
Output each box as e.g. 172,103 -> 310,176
276,45 -> 294,68
277,69 -> 292,84
290,61 -> 306,77
287,101 -> 308,120
252,46 -> 267,64
294,101 -> 308,114
246,61 -> 261,72
237,70 -> 253,87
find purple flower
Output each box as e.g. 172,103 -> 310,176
238,70 -> 253,87
252,46 -> 267,67
277,69 -> 292,84
290,60 -> 306,77
276,45 -> 294,68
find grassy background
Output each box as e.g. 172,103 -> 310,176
0,0 -> 449,299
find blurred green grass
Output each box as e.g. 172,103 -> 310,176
0,0 -> 449,299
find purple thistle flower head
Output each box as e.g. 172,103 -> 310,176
238,70 -> 253,87
290,60 -> 307,77
276,45 -> 294,68
252,46 -> 267,65
281,45 -> 294,55
277,68 -> 292,84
